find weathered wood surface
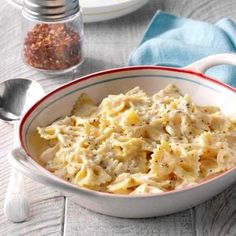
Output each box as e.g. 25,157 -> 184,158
65,200 -> 194,236
0,0 -> 236,235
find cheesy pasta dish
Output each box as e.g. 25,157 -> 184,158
37,84 -> 236,195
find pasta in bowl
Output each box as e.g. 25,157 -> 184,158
37,84 -> 236,195
9,54 -> 236,218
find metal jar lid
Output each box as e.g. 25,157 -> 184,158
23,0 -> 80,21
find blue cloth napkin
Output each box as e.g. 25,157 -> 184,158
128,11 -> 236,87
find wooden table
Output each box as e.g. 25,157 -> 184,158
0,0 -> 235,235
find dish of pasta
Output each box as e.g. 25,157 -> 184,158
37,84 -> 236,195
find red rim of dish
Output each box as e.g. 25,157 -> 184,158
18,65 -> 236,198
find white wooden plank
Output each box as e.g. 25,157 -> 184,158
0,197 -> 65,236
65,3 -> 195,235
162,1 -> 236,236
193,183 -> 236,236
65,199 -> 194,236
0,2 -> 70,234
0,116 -> 65,233
160,0 -> 236,22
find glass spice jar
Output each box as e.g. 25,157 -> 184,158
21,0 -> 84,74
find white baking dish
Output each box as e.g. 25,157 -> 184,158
8,53 -> 236,218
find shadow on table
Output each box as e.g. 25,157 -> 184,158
73,57 -> 121,79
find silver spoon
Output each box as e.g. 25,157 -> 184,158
1,78 -> 44,222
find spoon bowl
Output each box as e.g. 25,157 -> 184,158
0,78 -> 44,122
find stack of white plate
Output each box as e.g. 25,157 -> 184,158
6,0 -> 149,23
81,0 -> 149,23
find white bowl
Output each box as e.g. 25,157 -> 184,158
9,54 -> 236,218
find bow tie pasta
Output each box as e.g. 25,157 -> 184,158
37,84 -> 236,195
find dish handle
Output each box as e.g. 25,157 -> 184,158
8,147 -> 87,195
184,53 -> 236,74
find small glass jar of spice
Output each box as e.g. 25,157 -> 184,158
21,0 -> 84,74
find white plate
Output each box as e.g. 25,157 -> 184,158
82,0 -> 149,23
6,0 -> 149,23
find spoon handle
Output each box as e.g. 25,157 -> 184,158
4,122 -> 30,222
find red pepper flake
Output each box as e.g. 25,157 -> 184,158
23,23 -> 82,70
